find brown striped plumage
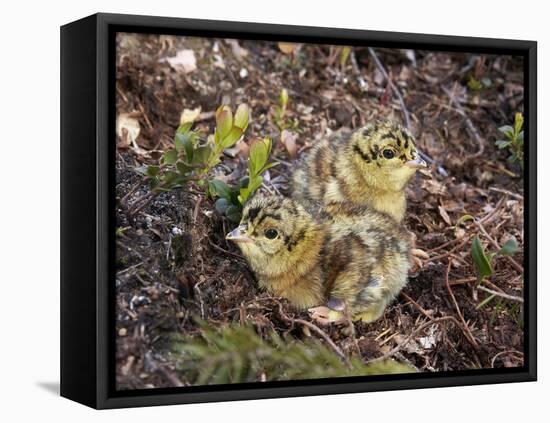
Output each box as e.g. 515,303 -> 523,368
292,121 -> 426,222
227,194 -> 411,323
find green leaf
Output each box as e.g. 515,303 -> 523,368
216,106 -> 233,140
517,131 -> 524,142
495,140 -> 511,149
247,175 -> 263,194
176,161 -> 192,176
220,127 -> 244,149
340,47 -> 351,67
454,214 -> 474,236
192,146 -> 212,165
467,76 -> 483,91
249,138 -> 271,176
175,132 -> 194,157
279,89 -> 289,109
233,104 -> 250,130
149,176 -> 160,190
514,112 -> 524,135
498,125 -> 514,139
499,239 -> 518,256
177,121 -> 193,134
209,180 -> 232,200
471,235 -> 493,280
225,205 -> 242,223
258,161 -> 279,174
161,171 -> 179,185
146,165 -> 160,177
273,105 -> 282,121
162,149 -> 178,165
239,176 -> 250,189
215,198 -> 231,215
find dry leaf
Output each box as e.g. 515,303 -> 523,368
438,205 -> 452,226
281,130 -> 298,159
180,107 -> 201,124
116,113 -> 141,148
163,49 -> 197,73
277,42 -> 300,54
236,139 -> 249,157
418,325 -> 441,349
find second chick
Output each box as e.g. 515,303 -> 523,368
226,194 -> 411,323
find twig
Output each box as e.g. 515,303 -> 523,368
368,48 -> 447,176
449,277 -> 477,286
138,101 -> 154,130
442,85 -> 485,158
372,316 -> 457,361
427,239 -> 470,264
128,192 -> 157,217
207,239 -> 247,261
488,187 -> 524,201
157,365 -> 184,387
478,285 -> 524,303
116,261 -> 144,276
478,196 -> 506,225
166,235 -> 172,261
426,237 -> 469,254
444,260 -> 480,350
193,196 -> 203,224
368,47 -> 410,129
491,349 -> 524,368
120,180 -> 144,206
277,306 -> 350,367
400,292 -> 434,320
194,279 -> 206,319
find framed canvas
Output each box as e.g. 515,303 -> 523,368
60,13 -> 537,409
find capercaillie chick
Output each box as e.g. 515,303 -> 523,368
226,194 -> 411,323
292,121 -> 426,222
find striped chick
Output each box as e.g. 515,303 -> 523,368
226,194 -> 411,324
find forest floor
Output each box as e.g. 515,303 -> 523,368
114,33 -> 525,389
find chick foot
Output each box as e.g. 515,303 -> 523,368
410,248 -> 430,274
408,231 -> 429,274
308,298 -> 347,326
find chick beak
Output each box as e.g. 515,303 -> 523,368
404,155 -> 427,169
226,225 -> 252,243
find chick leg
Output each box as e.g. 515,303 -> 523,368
353,301 -> 388,323
351,275 -> 393,324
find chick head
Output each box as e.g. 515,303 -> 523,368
226,194 -> 320,278
350,121 -> 426,192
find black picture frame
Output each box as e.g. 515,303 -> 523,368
60,12 -> 537,409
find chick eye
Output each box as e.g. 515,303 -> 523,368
264,229 -> 278,239
383,149 -> 395,159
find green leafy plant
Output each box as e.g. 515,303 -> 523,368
209,137 -> 278,223
272,88 -> 298,132
127,104 -> 251,217
471,235 -> 518,282
171,323 -> 414,385
467,75 -> 491,91
340,46 -> 351,68
239,137 -> 278,203
495,112 -> 524,169
143,104 -> 250,192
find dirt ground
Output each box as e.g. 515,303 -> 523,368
114,33 -> 525,390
